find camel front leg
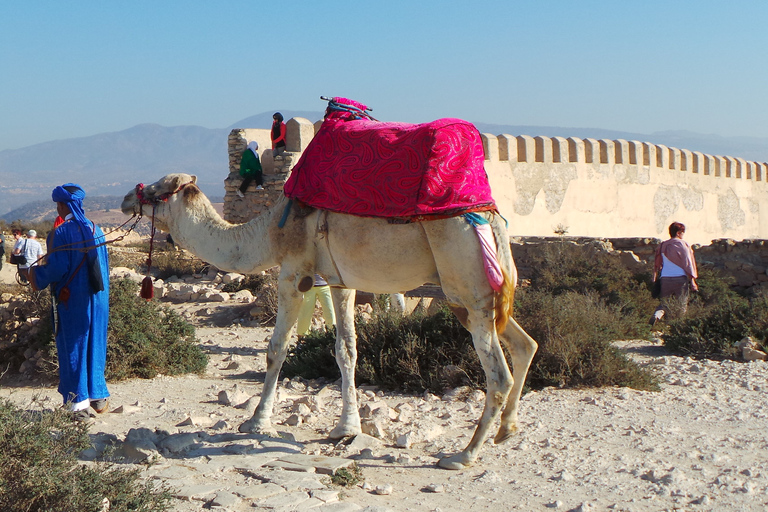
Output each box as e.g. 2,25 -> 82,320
329,288 -> 362,439
495,318 -> 537,443
239,279 -> 304,435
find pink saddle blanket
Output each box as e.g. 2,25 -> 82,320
284,111 -> 496,219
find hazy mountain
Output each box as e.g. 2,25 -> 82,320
0,196 -> 125,224
228,111 -> 324,130
2,111 -> 766,217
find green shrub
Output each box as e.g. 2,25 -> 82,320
663,293 -> 768,357
284,308 -> 485,393
526,241 -> 657,331
516,290 -> 658,390
0,398 -> 172,512
660,268 -> 766,357
284,299 -> 659,393
221,267 -> 280,325
148,251 -> 209,280
105,278 -> 208,380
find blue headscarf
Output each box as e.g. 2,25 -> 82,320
52,183 -> 97,259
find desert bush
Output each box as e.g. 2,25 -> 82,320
0,397 -> 172,512
283,298 -> 658,393
284,308 -> 486,392
516,290 -> 658,390
107,244 -> 208,279
526,241 -> 657,332
660,268 -> 766,358
221,267 -> 280,325
148,250 -> 209,280
10,278 -> 207,381
105,278 -> 208,380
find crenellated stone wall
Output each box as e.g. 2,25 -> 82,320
223,117 -> 768,245
480,134 -> 768,244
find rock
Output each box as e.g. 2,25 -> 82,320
210,491 -> 243,509
284,413 -> 303,426
221,273 -> 245,285
442,386 -> 473,402
396,433 -> 413,449
344,433 -> 385,453
361,419 -> 388,439
218,385 -> 250,406
374,484 -> 393,495
743,347 -> 768,361
425,483 -> 445,493
393,402 -> 414,423
359,401 -> 391,420
231,289 -> 255,303
158,432 -> 200,454
176,415 -> 213,427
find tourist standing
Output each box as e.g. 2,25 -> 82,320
650,221 -> 698,326
297,274 -> 336,335
29,184 -> 111,423
13,229 -> 44,283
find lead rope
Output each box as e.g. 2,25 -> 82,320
139,204 -> 157,300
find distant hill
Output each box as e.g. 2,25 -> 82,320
1,194 -> 223,225
2,110 -> 766,216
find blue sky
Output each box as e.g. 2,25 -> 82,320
1,0 -> 767,151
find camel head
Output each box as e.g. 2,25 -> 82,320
121,173 -> 200,232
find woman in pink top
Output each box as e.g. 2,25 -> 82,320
650,222 -> 698,326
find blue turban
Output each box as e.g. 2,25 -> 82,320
52,183 -> 96,258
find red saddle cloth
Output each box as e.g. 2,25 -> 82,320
284,111 -> 496,220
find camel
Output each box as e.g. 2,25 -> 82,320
121,173 -> 538,469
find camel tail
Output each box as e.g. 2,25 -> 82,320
490,214 -> 516,334
495,268 -> 514,334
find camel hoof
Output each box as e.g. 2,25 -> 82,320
494,424 -> 519,444
437,453 -> 474,470
238,418 -> 276,436
329,423 -> 362,440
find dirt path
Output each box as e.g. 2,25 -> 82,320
2,269 -> 768,511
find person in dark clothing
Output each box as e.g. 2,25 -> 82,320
271,112 -> 286,157
237,141 -> 264,198
0,230 -> 5,271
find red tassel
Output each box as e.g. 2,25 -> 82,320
140,276 -> 154,300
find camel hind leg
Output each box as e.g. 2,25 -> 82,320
495,317 -> 537,443
438,305 -> 513,469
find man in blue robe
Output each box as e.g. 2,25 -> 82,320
30,183 -> 110,423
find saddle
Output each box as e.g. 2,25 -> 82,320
284,98 -> 497,221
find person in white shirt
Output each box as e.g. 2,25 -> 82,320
12,229 -> 45,283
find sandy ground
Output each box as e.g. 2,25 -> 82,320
2,261 -> 768,511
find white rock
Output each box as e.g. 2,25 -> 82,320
374,484 -> 393,495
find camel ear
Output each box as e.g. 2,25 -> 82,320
169,175 -> 184,193
190,175 -> 197,184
